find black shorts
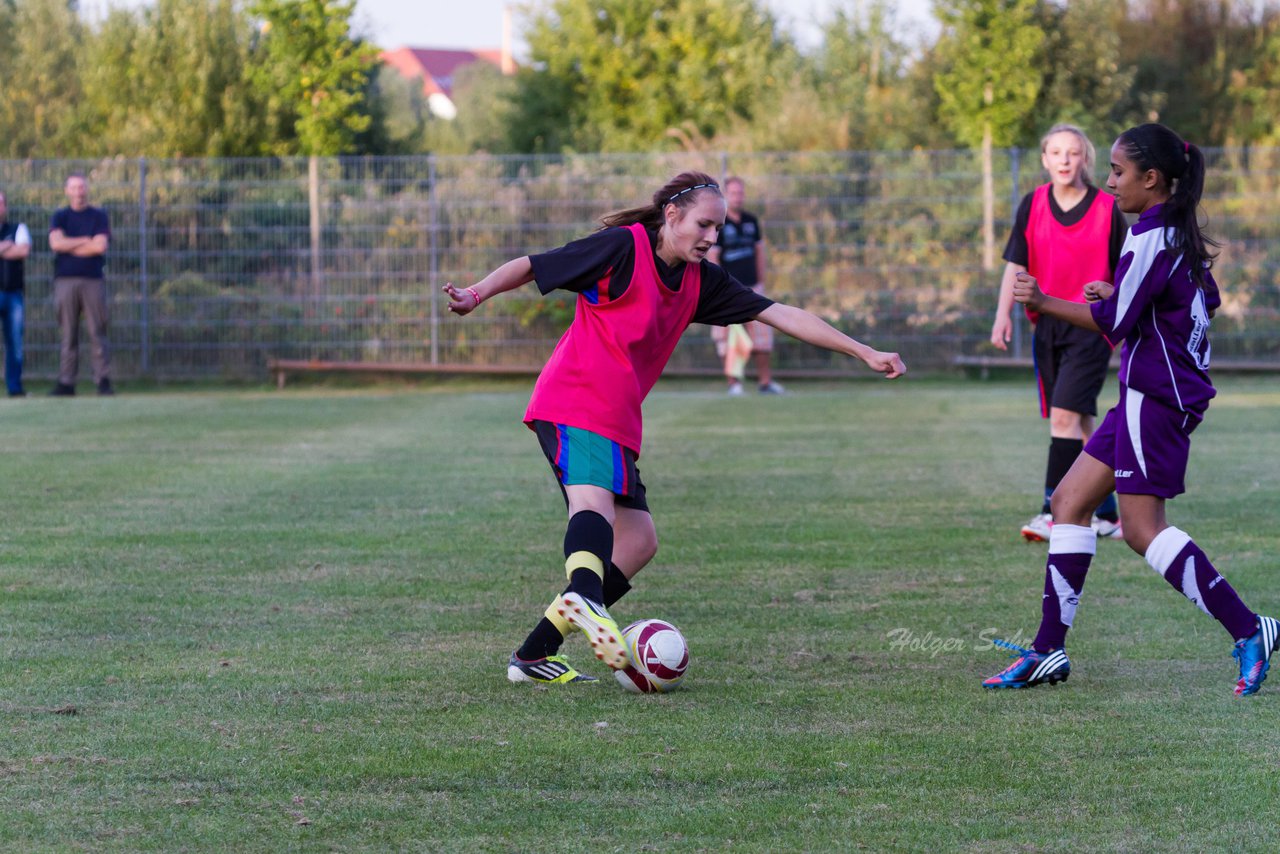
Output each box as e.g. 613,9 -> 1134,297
532,420 -> 650,512
1032,315 -> 1113,418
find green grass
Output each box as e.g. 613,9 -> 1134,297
2,377 -> 1278,852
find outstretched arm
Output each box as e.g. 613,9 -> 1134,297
755,303 -> 905,378
443,256 -> 535,316
1012,271 -> 1101,333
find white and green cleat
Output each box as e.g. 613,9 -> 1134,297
507,652 -> 598,685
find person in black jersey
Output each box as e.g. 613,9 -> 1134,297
49,174 -> 113,396
708,176 -> 783,395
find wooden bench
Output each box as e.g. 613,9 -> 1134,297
951,354 -> 1276,379
266,358 -> 539,389
265,359 -> 875,389
950,354 -> 1045,379
269,356 -> 1277,388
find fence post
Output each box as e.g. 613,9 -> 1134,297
138,156 -> 150,374
1009,146 -> 1024,361
309,155 -> 322,300
428,153 -> 439,366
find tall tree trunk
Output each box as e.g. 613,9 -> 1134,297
981,119 -> 995,272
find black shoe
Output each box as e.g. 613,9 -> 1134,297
97,379 -> 115,396
48,383 -> 75,397
7,388 -> 27,398
506,651 -> 598,685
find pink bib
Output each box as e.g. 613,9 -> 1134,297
524,223 -> 702,456
1025,185 -> 1115,321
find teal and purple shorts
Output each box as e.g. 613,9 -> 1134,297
532,421 -> 648,511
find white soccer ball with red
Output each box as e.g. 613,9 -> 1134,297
614,619 -> 689,693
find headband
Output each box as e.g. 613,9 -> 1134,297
666,182 -> 718,204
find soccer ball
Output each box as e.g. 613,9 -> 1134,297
614,619 -> 689,693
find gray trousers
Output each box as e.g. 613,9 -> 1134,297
53,276 -> 110,385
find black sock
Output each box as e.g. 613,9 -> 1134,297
603,562 -> 632,606
516,619 -> 566,661
517,563 -> 633,661
1045,437 -> 1084,510
1095,492 -> 1119,522
564,510 -> 613,602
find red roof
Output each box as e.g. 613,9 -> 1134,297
380,47 -> 506,99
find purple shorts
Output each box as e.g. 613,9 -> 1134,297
1084,388 -> 1201,499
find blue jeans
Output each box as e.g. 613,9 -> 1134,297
0,289 -> 23,394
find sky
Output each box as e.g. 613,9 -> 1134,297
357,0 -> 939,54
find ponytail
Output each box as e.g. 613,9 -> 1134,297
1115,123 -> 1218,285
599,171 -> 721,231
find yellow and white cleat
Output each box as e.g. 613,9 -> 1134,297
558,592 -> 628,670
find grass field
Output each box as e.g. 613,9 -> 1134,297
2,376 -> 1278,852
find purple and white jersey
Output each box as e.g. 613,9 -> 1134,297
1090,203 -> 1220,417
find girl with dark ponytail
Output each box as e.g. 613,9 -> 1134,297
442,171 -> 905,688
985,123 -> 1280,697
1113,123 -> 1219,286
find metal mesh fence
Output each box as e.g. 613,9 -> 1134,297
3,147 -> 1277,381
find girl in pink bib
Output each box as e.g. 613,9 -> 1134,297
443,171 -> 906,687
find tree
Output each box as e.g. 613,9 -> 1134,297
506,61 -> 578,153
711,60 -> 838,152
0,0 -> 86,157
1224,9 -> 1280,145
247,0 -> 379,156
513,0 -> 792,152
933,0 -> 1046,270
1024,0 -> 1134,151
1115,0 -> 1279,145
445,62 -> 520,154
813,0 -> 926,150
359,60 -> 519,155
358,64 -> 434,155
78,0 -> 265,157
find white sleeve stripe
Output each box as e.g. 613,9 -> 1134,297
1114,229 -> 1177,330
15,223 -> 30,245
1148,302 -> 1186,413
